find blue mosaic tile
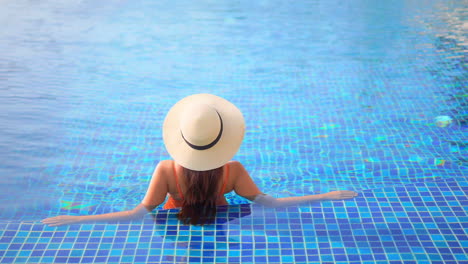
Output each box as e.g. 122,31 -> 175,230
0,176 -> 467,263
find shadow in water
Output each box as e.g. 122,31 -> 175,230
149,204 -> 252,262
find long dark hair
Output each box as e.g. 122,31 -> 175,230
177,166 -> 224,225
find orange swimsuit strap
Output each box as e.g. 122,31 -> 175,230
174,162 -> 185,200
219,164 -> 229,195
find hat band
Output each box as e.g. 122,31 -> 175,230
181,111 -> 223,151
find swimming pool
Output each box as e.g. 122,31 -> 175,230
1,0 -> 467,263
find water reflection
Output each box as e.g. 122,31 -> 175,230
418,4 -> 467,166
425,6 -> 467,124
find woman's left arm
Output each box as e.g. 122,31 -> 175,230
42,161 -> 169,227
41,204 -> 151,226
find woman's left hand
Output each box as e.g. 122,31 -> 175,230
41,215 -> 83,227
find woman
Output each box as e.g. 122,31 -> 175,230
42,94 -> 357,226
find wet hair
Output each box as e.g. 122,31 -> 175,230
177,166 -> 224,225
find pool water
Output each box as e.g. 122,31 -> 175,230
0,0 -> 467,263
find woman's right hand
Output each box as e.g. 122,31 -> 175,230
323,191 -> 358,200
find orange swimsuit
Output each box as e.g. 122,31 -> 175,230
163,162 -> 230,209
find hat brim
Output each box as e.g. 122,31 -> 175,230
163,94 -> 245,171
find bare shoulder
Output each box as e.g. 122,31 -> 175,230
226,160 -> 247,177
158,159 -> 173,170
151,160 -> 173,180
227,160 -> 262,199
140,160 -> 172,208
225,160 -> 245,185
227,160 -> 243,169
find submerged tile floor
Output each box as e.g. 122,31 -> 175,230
1,176 -> 467,264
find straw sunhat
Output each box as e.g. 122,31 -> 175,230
163,94 -> 245,171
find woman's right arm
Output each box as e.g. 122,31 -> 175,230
255,191 -> 357,207
232,161 -> 263,201
233,162 -> 357,207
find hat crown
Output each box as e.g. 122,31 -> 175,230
163,93 -> 244,171
179,104 -> 221,146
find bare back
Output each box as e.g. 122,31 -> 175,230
141,160 -> 263,210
